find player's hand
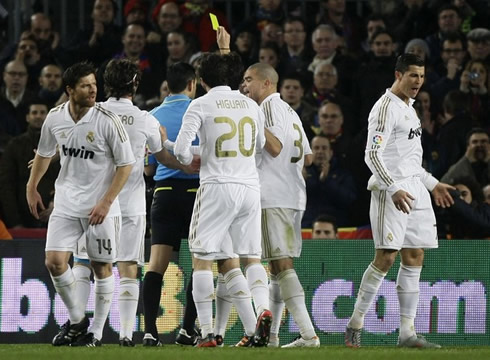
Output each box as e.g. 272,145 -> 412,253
26,188 -> 45,219
28,149 -> 36,169
392,190 -> 415,214
217,26 -> 230,51
432,182 -> 455,208
88,199 -> 111,225
39,201 -> 54,222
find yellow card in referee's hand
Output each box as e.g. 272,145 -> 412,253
209,13 -> 219,31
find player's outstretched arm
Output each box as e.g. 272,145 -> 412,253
89,164 -> 133,225
26,154 -> 52,219
431,182 -> 455,208
153,148 -> 200,174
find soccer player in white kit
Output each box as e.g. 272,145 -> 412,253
344,54 -> 455,349
173,51 -> 266,347
242,63 -> 320,348
26,62 -> 135,346
70,59 -> 195,346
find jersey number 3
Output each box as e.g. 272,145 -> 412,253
214,116 -> 256,158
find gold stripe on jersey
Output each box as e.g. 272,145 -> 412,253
48,102 -> 66,114
375,96 -> 390,132
378,191 -> 386,243
369,151 -> 394,187
261,210 -> 271,259
95,104 -> 128,142
189,186 -> 203,245
262,100 -> 274,128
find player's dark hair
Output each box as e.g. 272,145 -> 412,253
62,61 -> 96,95
166,62 -> 196,93
395,53 -> 425,74
199,52 -> 243,89
104,59 -> 141,99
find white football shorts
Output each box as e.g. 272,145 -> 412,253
261,208 -> 303,260
189,183 -> 262,260
370,177 -> 438,250
46,214 -> 120,263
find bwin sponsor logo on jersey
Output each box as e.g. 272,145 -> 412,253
408,126 -> 422,140
62,144 -> 95,159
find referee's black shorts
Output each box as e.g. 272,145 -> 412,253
150,178 -> 199,250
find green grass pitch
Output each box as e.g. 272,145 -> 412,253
1,345 -> 490,360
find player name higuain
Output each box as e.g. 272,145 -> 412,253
215,99 -> 249,109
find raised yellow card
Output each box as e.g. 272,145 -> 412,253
209,13 -> 219,31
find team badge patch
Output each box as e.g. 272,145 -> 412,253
86,131 -> 95,143
373,135 -> 383,145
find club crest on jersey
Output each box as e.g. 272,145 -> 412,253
86,131 -> 95,143
373,135 -> 383,145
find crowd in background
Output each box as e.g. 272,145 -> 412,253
0,0 -> 489,239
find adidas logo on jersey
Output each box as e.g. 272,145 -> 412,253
62,144 -> 95,159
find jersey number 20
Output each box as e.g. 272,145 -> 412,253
214,116 -> 256,158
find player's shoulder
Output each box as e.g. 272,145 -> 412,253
47,101 -> 67,116
94,102 -> 120,121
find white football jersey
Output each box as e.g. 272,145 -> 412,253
174,86 -> 265,187
37,101 -> 135,218
101,97 -> 163,216
258,93 -> 312,210
365,89 -> 438,194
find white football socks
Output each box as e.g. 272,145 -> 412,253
348,263 -> 386,330
89,274 -> 115,341
118,277 -> 139,340
51,266 -> 84,324
245,263 -> 269,315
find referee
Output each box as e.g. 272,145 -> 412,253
142,62 -> 200,346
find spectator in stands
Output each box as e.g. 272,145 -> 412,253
66,0 -> 123,66
442,128 -> 490,189
29,13 -> 63,62
96,22 -> 163,107
360,13 -> 386,58
302,135 -> 357,228
124,0 -> 149,26
425,4 -> 463,67
260,21 -> 284,49
459,59 -> 490,128
465,27 -> 490,63
166,30 -> 196,69
232,25 -> 258,69
316,0 -> 362,56
0,60 -> 36,146
440,176 -> 490,239
4,33 -> 55,92
426,90 -> 472,179
147,0 -> 183,47
430,32 -> 466,111
38,64 -> 63,109
0,100 -> 59,228
452,0 -> 490,33
279,72 -> 317,141
390,0 -> 435,46
308,24 -> 357,97
280,17 -> 312,75
354,29 -> 397,130
311,214 -> 338,239
258,42 -> 281,70
304,61 -> 355,135
483,183 -> 490,205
